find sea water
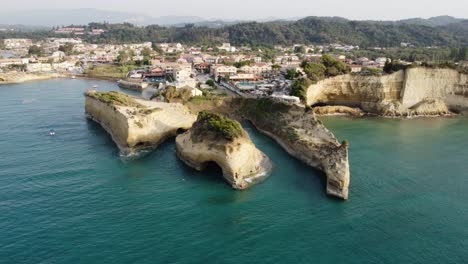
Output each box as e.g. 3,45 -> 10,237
0,79 -> 467,263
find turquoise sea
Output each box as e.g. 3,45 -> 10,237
0,79 -> 467,263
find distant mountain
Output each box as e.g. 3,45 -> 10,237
0,8 -> 205,27
0,24 -> 49,32
0,9 -> 465,30
398,16 -> 466,26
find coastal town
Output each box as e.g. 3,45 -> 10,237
2,2 -> 468,262
3,28 -> 455,105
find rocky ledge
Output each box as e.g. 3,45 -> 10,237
0,72 -> 63,85
235,98 -> 350,199
175,111 -> 272,189
85,91 -> 196,155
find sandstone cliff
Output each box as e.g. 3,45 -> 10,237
85,91 -> 196,155
306,67 -> 468,116
235,99 -> 350,200
175,112 -> 271,189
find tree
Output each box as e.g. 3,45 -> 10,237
290,78 -> 313,101
205,79 -> 215,87
303,63 -> 326,81
117,50 -> 134,65
294,46 -> 306,54
141,47 -> 152,58
285,69 -> 300,80
458,47 -> 467,61
58,43 -> 74,56
320,54 -> 350,77
28,45 -> 44,56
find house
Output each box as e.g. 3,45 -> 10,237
194,63 -> 211,73
0,58 -> 29,68
270,93 -> 301,104
211,65 -> 237,78
26,63 -> 53,72
375,57 -> 389,67
218,43 -> 236,52
3,39 -> 33,49
54,27 -> 85,35
350,65 -> 362,73
229,73 -> 259,82
239,63 -> 272,75
165,64 -> 196,88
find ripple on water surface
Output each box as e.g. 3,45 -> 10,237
0,79 -> 467,263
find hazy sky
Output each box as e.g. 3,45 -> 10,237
3,0 -> 468,20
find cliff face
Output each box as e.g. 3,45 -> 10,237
306,67 -> 468,116
236,99 -> 350,200
85,91 -> 196,155
175,113 -> 271,189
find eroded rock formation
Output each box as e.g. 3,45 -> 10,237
85,91 -> 196,155
306,67 -> 468,116
235,99 -> 350,200
175,112 -> 272,189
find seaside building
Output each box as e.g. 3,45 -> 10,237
211,65 -> 237,78
3,39 -> 33,50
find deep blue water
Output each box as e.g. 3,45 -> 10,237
0,79 -> 467,263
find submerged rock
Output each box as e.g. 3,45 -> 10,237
175,111 -> 272,189
85,91 -> 196,155
313,105 -> 365,117
235,98 -> 350,200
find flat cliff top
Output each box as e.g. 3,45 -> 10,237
85,91 -> 145,108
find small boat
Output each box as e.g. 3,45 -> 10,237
49,129 -> 56,136
71,76 -> 76,79
93,85 -> 98,88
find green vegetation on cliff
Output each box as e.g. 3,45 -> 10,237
290,78 -> 314,101
86,91 -> 144,108
197,111 -> 243,140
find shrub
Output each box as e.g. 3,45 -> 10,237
197,111 -> 243,140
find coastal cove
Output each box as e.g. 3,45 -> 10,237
1,79 -> 467,263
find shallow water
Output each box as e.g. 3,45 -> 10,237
0,79 -> 467,263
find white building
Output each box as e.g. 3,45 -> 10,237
173,66 -> 196,88
239,63 -> 272,75
4,39 -> 33,49
218,43 -> 236,52
271,93 -> 301,104
0,58 -> 29,68
211,65 -> 237,78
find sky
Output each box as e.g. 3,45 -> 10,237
2,0 -> 468,20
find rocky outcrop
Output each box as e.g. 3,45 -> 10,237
313,106 -> 365,117
235,99 -> 350,200
306,67 -> 468,116
85,91 -> 196,155
117,79 -> 149,91
175,112 -> 271,189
